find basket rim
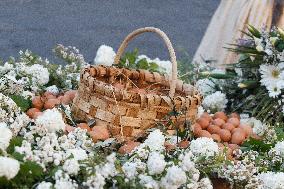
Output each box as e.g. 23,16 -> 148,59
79,65 -> 202,109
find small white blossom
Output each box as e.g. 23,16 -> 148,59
202,91 -> 228,112
0,156 -> 20,180
190,137 -> 219,158
35,109 -> 65,133
0,122 -> 13,151
147,152 -> 166,175
94,45 -> 116,66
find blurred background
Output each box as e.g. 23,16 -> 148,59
0,0 -> 220,62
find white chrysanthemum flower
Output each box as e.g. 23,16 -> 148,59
147,152 -> 166,175
45,85 -> 59,95
27,64 -> 50,85
0,157 -> 20,180
0,122 -> 13,151
63,159 -> 80,175
136,55 -> 172,75
190,137 -> 219,158
257,172 -> 284,189
196,78 -> 216,96
266,83 -> 282,98
198,178 -> 213,189
160,166 -> 187,189
179,151 -> 196,172
66,148 -> 88,161
202,91 -> 228,112
122,162 -> 137,179
94,45 -> 116,66
273,141 -> 284,156
36,181 -> 53,189
35,108 -> 65,133
259,64 -> 283,90
144,129 -> 165,152
139,174 -> 159,189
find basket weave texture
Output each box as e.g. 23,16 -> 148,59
71,27 -> 202,140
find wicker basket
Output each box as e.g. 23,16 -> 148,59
71,27 -> 202,140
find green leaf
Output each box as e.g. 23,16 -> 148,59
9,95 -> 32,112
6,137 -> 24,154
241,138 -> 273,153
136,58 -> 149,69
247,24 -> 261,38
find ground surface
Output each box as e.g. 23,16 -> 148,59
0,0 -> 220,63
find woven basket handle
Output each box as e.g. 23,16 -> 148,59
114,27 -> 177,98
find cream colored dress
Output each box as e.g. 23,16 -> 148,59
193,0 -> 283,67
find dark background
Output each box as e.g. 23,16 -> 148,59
0,0 -> 220,63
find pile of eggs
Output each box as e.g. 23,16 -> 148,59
193,112 -> 253,145
26,90 -> 77,119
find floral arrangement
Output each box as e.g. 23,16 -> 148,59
0,35 -> 284,189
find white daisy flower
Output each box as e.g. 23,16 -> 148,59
259,64 -> 283,88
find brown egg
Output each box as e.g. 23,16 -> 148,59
77,123 -> 91,132
214,112 -> 228,121
212,134 -> 221,142
178,140 -> 190,149
239,124 -> 253,137
231,131 -> 246,145
201,112 -> 212,121
198,130 -> 212,138
222,123 -> 235,131
232,128 -> 245,134
61,95 -> 71,105
65,90 -> 77,100
44,99 -> 60,109
57,95 -> 64,101
196,118 -> 210,129
219,129 -> 232,142
227,117 -> 240,127
26,108 -> 41,119
33,112 -> 43,119
192,123 -> 202,136
207,124 -> 221,134
32,96 -> 44,110
212,118 -> 226,127
229,112 -> 240,119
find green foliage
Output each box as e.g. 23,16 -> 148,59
6,137 -> 24,155
241,138 -> 273,153
118,49 -> 166,74
9,95 -> 32,112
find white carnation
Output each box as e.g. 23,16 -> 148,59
94,45 -> 116,66
0,156 -> 20,180
147,152 -> 166,175
139,174 -> 159,189
196,78 -> 216,96
257,172 -> 284,189
27,64 -> 49,85
45,85 -> 59,95
63,159 -> 80,175
273,141 -> 284,156
66,148 -> 88,161
161,166 -> 187,189
0,122 -> 13,151
202,91 -> 228,112
36,181 -> 53,189
190,137 -> 219,158
35,108 -> 65,133
144,129 -> 165,152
